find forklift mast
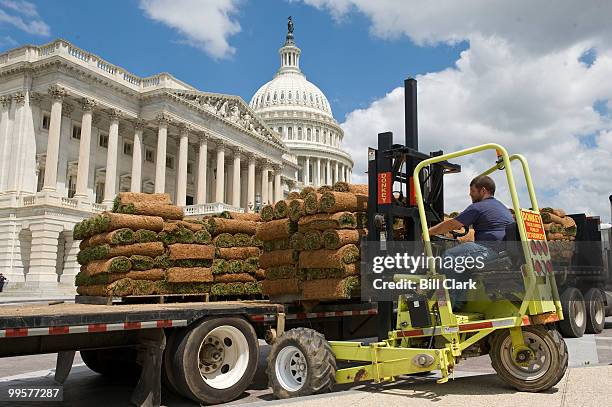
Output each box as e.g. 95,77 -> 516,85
367,78 -> 461,339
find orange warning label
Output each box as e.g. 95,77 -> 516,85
521,209 -> 546,240
378,172 -> 391,204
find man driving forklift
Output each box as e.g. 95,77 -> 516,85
427,175 -> 515,306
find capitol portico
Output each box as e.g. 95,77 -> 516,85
0,19 -> 353,295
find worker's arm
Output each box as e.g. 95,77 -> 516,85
427,218 -> 464,237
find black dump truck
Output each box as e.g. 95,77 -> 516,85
553,195 -> 612,338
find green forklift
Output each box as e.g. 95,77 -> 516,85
266,79 -> 568,398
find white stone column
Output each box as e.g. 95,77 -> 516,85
247,154 -> 256,212
304,156 -> 310,185
130,119 -> 144,192
339,164 -> 345,182
334,161 -> 339,184
348,168 -> 352,183
215,142 -> 225,203
74,99 -> 96,199
6,92 -> 37,194
176,124 -> 189,206
261,163 -> 269,205
0,96 -> 12,193
326,159 -> 331,185
196,134 -> 208,204
315,158 -> 321,187
232,148 -> 241,207
103,109 -> 121,205
42,86 -> 67,192
268,177 -> 274,203
154,113 -> 169,193
25,222 -> 64,289
274,166 -> 282,202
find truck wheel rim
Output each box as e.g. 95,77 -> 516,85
197,325 -> 249,389
275,345 -> 307,392
572,300 -> 585,327
499,331 -> 552,381
594,299 -> 604,325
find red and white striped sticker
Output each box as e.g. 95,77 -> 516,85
248,308 -> 378,323
0,319 -> 188,339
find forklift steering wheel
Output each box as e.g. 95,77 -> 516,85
431,234 -> 456,242
450,228 -> 470,238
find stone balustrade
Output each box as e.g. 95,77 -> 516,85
0,39 -> 193,92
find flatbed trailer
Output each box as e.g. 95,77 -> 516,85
0,298 -> 378,406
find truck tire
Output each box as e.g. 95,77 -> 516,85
605,291 -> 612,317
162,328 -> 187,395
170,317 -> 258,405
557,287 -> 586,338
489,325 -> 568,392
584,288 -> 605,334
80,347 -> 141,378
267,327 -> 336,399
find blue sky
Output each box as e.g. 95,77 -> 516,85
1,0 -> 611,219
0,0 -> 465,121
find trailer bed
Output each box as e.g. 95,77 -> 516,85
0,301 -> 281,332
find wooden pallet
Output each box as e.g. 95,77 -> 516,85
74,293 -> 267,306
75,293 -> 210,305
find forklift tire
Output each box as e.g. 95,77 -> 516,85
170,317 -> 258,405
489,325 -> 568,392
267,327 -> 336,399
80,347 -> 141,378
557,287 -> 586,338
584,288 -> 606,334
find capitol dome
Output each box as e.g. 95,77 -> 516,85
250,72 -> 333,118
250,18 -> 353,188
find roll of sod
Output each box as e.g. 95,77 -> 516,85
302,276 -> 359,300
213,233 -> 235,247
298,244 -> 360,269
255,218 -> 297,241
81,256 -> 132,276
322,229 -> 367,250
166,267 -> 214,283
168,244 -> 215,260
319,191 -> 368,213
260,205 -> 275,221
259,249 -> 299,268
116,202 -> 184,220
274,200 -> 289,219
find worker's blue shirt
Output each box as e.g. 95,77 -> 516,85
455,197 -> 514,242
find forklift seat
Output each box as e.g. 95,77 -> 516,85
474,222 -> 524,273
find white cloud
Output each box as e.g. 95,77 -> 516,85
307,1 -> 612,221
139,0 -> 241,60
303,0 -> 612,53
0,0 -> 49,36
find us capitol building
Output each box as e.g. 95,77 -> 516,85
0,19 -> 353,295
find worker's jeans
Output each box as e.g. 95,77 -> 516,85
440,242 -> 499,308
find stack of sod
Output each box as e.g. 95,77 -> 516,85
73,192 -> 172,296
257,218 -> 301,297
74,192 -> 208,297
298,184 -> 367,300
540,207 -> 576,263
206,212 -> 264,297
260,183 -> 368,301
